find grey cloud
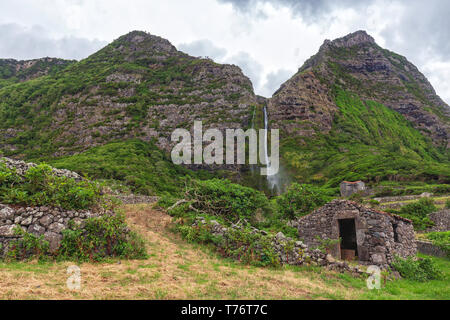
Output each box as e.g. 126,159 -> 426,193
226,51 -> 264,89
218,0 -> 374,22
380,0 -> 450,61
260,68 -> 294,97
0,23 -> 106,60
178,39 -> 228,60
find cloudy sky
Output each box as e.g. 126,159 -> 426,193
0,0 -> 448,102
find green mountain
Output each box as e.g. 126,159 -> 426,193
268,31 -> 449,187
0,31 -> 256,160
0,30 -> 448,195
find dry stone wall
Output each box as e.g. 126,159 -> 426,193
0,204 -> 102,255
1,157 -> 82,181
0,158 -> 101,257
193,217 -> 367,275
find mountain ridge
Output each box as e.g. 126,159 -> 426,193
0,29 -> 448,193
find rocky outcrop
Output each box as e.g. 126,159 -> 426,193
268,70 -> 337,136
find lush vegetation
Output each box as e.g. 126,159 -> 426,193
48,139 -> 207,196
275,183 -> 331,219
4,214 -> 147,262
279,88 -> 450,188
184,179 -> 270,223
0,161 -> 101,210
391,256 -> 444,282
387,198 -> 438,231
0,31 -> 250,161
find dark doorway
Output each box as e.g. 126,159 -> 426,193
338,219 -> 358,259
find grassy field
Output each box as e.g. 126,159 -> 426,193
0,204 -> 448,300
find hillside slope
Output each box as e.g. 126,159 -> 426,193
0,31 -> 257,160
269,31 -> 449,186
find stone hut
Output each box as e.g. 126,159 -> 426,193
297,200 -> 416,266
340,181 -> 366,197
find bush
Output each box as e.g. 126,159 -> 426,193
186,179 -> 270,223
58,213 -> 148,262
5,227 -> 50,261
399,198 -> 437,218
0,162 -> 102,210
446,199 -> 450,209
392,198 -> 438,231
391,256 -> 444,282
176,222 -> 280,267
275,183 -> 330,220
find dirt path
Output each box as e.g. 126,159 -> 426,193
0,204 -> 361,300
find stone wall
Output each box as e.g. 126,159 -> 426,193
428,210 -> 450,232
0,204 -> 102,256
297,200 -> 416,267
1,157 -> 82,181
114,194 -> 159,205
193,217 -> 367,275
416,240 -> 448,258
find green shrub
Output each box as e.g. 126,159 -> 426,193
446,199 -> 450,209
58,213 -> 147,262
391,256 -> 444,282
392,198 -> 438,231
5,226 -> 50,261
400,198 -> 437,217
275,183 -> 330,220
0,162 -> 101,210
176,222 -> 280,267
186,179 -> 270,223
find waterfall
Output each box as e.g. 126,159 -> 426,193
263,105 -> 281,194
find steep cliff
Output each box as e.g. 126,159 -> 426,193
269,31 -> 449,186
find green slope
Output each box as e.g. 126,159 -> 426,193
47,139 -> 213,196
281,87 -> 450,187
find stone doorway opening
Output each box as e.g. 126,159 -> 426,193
338,218 -> 358,261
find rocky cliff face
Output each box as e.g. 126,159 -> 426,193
268,31 -> 449,185
0,31 -> 257,159
270,30 -> 449,147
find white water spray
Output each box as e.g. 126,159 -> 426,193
263,105 -> 281,194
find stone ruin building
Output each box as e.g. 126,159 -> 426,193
297,200 -> 416,266
340,181 -> 366,197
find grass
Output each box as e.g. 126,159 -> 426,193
0,203 -> 448,300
